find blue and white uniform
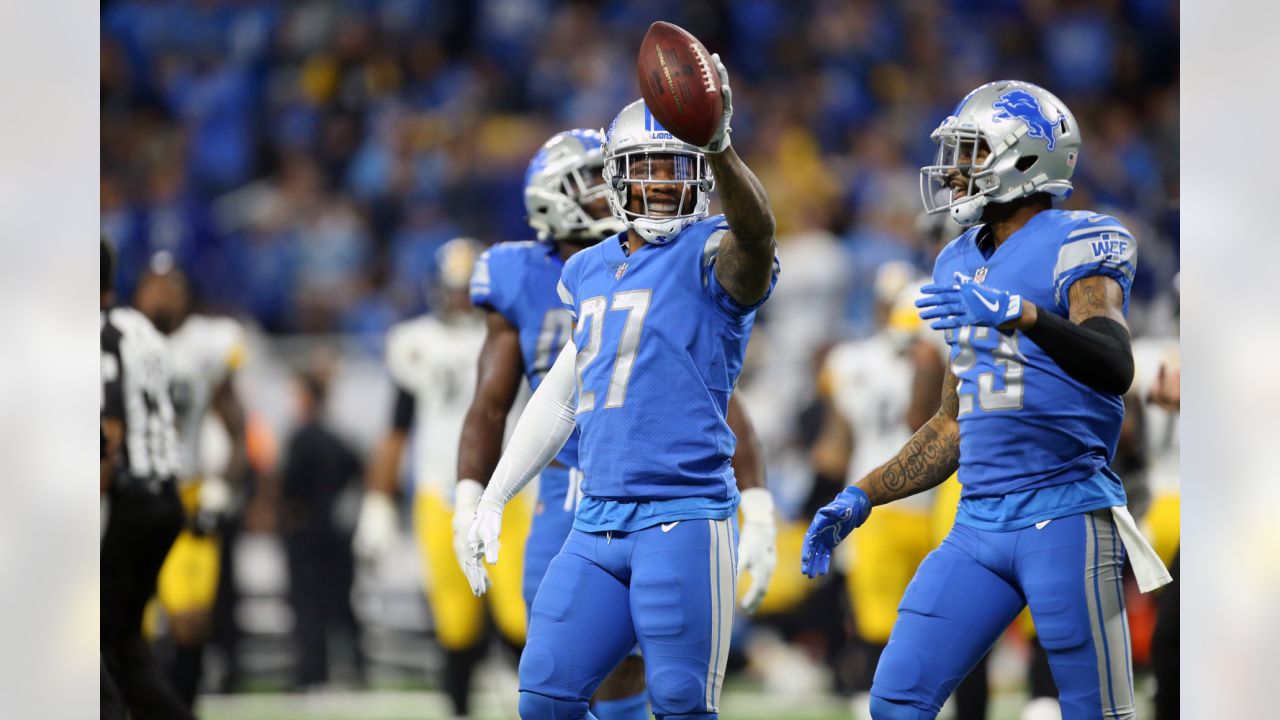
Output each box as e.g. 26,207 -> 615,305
471,240 -> 582,610
518,216 -> 778,719
871,210 -> 1148,720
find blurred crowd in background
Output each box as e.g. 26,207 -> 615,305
100,0 -> 1179,713
101,0 -> 1178,339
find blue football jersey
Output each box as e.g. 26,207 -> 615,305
471,240 -> 580,467
931,209 -> 1137,530
557,215 -> 778,531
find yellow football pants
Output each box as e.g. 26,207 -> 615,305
415,491 -> 531,650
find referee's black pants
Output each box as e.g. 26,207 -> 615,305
100,481 -> 195,720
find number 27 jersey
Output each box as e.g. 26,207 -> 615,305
932,209 -> 1137,530
557,215 -> 778,508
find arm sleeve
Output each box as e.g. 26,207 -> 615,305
391,385 -> 415,431
1025,311 -> 1135,396
1052,218 -> 1137,313
482,341 -> 578,506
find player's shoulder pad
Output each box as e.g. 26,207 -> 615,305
190,314 -> 246,369
109,306 -> 163,342
560,237 -> 600,280
386,315 -> 437,387
473,240 -> 539,291
936,226 -> 980,265
1050,209 -> 1137,304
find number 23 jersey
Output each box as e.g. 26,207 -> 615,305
932,209 -> 1137,530
557,215 -> 779,511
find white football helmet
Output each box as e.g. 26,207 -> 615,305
602,99 -> 713,245
920,80 -> 1081,227
524,129 -> 624,243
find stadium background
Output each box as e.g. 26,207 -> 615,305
100,0 -> 1179,718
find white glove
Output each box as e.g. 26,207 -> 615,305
699,53 -> 734,154
194,476 -> 233,535
453,479 -> 488,593
736,487 -> 777,614
353,490 -> 399,563
464,496 -> 504,597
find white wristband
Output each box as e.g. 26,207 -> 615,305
739,487 -> 775,523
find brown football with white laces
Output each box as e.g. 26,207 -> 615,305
636,21 -> 723,147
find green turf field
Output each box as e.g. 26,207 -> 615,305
196,685 -> 1154,719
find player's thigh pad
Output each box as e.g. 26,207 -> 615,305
871,524 -> 1024,716
630,518 -> 736,719
1018,511 -> 1135,720
519,529 -> 637,704
416,492 -> 484,650
524,466 -> 576,611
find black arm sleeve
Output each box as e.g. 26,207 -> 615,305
391,386 -> 416,432
1024,311 -> 1134,395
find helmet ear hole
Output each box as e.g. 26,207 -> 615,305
1015,155 -> 1038,172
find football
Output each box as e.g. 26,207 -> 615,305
636,21 -> 723,147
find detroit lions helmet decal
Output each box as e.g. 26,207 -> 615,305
920,80 -> 1081,227
991,88 -> 1061,152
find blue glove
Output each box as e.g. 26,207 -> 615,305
800,486 -> 872,578
916,281 -> 1023,331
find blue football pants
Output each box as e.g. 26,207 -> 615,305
518,518 -> 737,720
870,509 -> 1135,720
523,466 -> 578,612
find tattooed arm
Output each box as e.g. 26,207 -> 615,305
853,365 -> 961,506
707,146 -> 777,307
1018,275 -> 1134,395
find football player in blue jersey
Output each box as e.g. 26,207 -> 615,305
801,81 -> 1171,720
454,127 -> 771,720
453,128 -> 762,717
460,54 -> 780,720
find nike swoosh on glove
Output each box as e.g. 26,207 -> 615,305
463,498 -> 503,597
801,486 -> 872,578
916,281 -> 1023,330
736,488 -> 777,614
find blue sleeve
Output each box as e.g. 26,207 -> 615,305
470,245 -> 519,323
1052,215 -> 1138,313
699,219 -> 780,318
557,255 -> 579,322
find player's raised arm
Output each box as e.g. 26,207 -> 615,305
800,365 -> 961,578
463,341 -> 578,595
698,55 -> 777,308
915,260 -> 1135,396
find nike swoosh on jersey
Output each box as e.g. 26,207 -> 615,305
661,522 -> 680,533
973,289 -> 1001,312
1035,519 -> 1052,530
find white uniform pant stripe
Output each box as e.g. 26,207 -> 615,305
705,519 -> 734,712
1085,511 -> 1136,719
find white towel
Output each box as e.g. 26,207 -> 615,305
1111,505 -> 1173,593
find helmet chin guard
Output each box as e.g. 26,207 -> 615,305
921,80 -> 1081,228
603,99 -> 712,245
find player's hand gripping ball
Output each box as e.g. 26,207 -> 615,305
801,486 -> 872,578
637,21 -> 732,152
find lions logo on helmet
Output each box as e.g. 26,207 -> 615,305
524,129 -> 625,244
920,80 -> 1080,227
602,99 -> 714,245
